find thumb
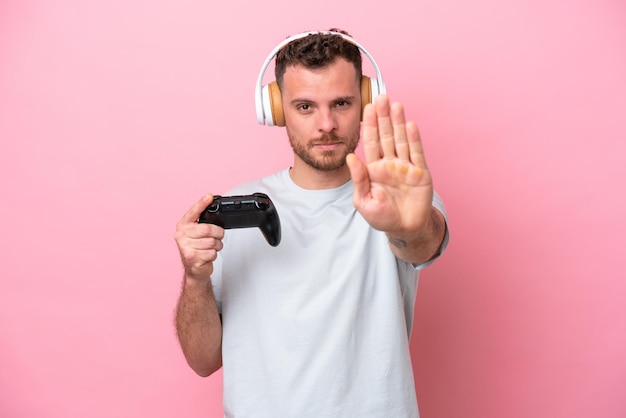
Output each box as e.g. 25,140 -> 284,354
346,153 -> 370,203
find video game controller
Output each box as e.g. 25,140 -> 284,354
198,192 -> 281,247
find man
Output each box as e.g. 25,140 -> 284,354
174,29 -> 449,417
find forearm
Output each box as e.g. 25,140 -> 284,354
175,276 -> 222,377
386,207 -> 446,265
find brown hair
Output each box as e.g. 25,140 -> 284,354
274,28 -> 363,89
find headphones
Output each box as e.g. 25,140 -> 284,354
255,31 -> 386,127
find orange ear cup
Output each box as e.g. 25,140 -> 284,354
268,76 -> 374,127
360,76 -> 372,118
267,82 -> 285,127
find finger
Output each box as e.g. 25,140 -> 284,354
180,194 -> 214,224
176,229 -> 224,271
375,95 -> 396,159
391,102 -> 409,161
346,153 -> 371,203
190,236 -> 224,252
407,121 -> 428,169
195,249 -> 219,265
362,103 -> 382,163
185,223 -> 225,240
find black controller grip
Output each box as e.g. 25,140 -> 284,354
198,192 -> 281,247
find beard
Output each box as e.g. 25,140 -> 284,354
286,128 -> 360,172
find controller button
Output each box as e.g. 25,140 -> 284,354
256,197 -> 269,209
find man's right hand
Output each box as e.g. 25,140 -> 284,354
174,194 -> 225,283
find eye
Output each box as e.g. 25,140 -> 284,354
297,103 -> 311,111
335,100 -> 351,108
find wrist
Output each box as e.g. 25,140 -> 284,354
183,272 -> 213,289
385,208 -> 446,263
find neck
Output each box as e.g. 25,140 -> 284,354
289,162 -> 351,190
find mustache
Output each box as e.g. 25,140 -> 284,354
313,132 -> 342,143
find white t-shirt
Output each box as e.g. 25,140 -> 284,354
211,169 -> 448,418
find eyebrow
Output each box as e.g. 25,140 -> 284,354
333,95 -> 357,103
288,95 -> 358,106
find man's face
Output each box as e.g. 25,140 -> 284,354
280,58 -> 362,172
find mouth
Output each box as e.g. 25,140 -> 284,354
313,142 -> 344,152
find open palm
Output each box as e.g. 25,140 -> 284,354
347,95 -> 434,235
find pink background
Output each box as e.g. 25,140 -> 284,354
1,0 -> 625,417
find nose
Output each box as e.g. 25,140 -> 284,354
316,108 -> 337,133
